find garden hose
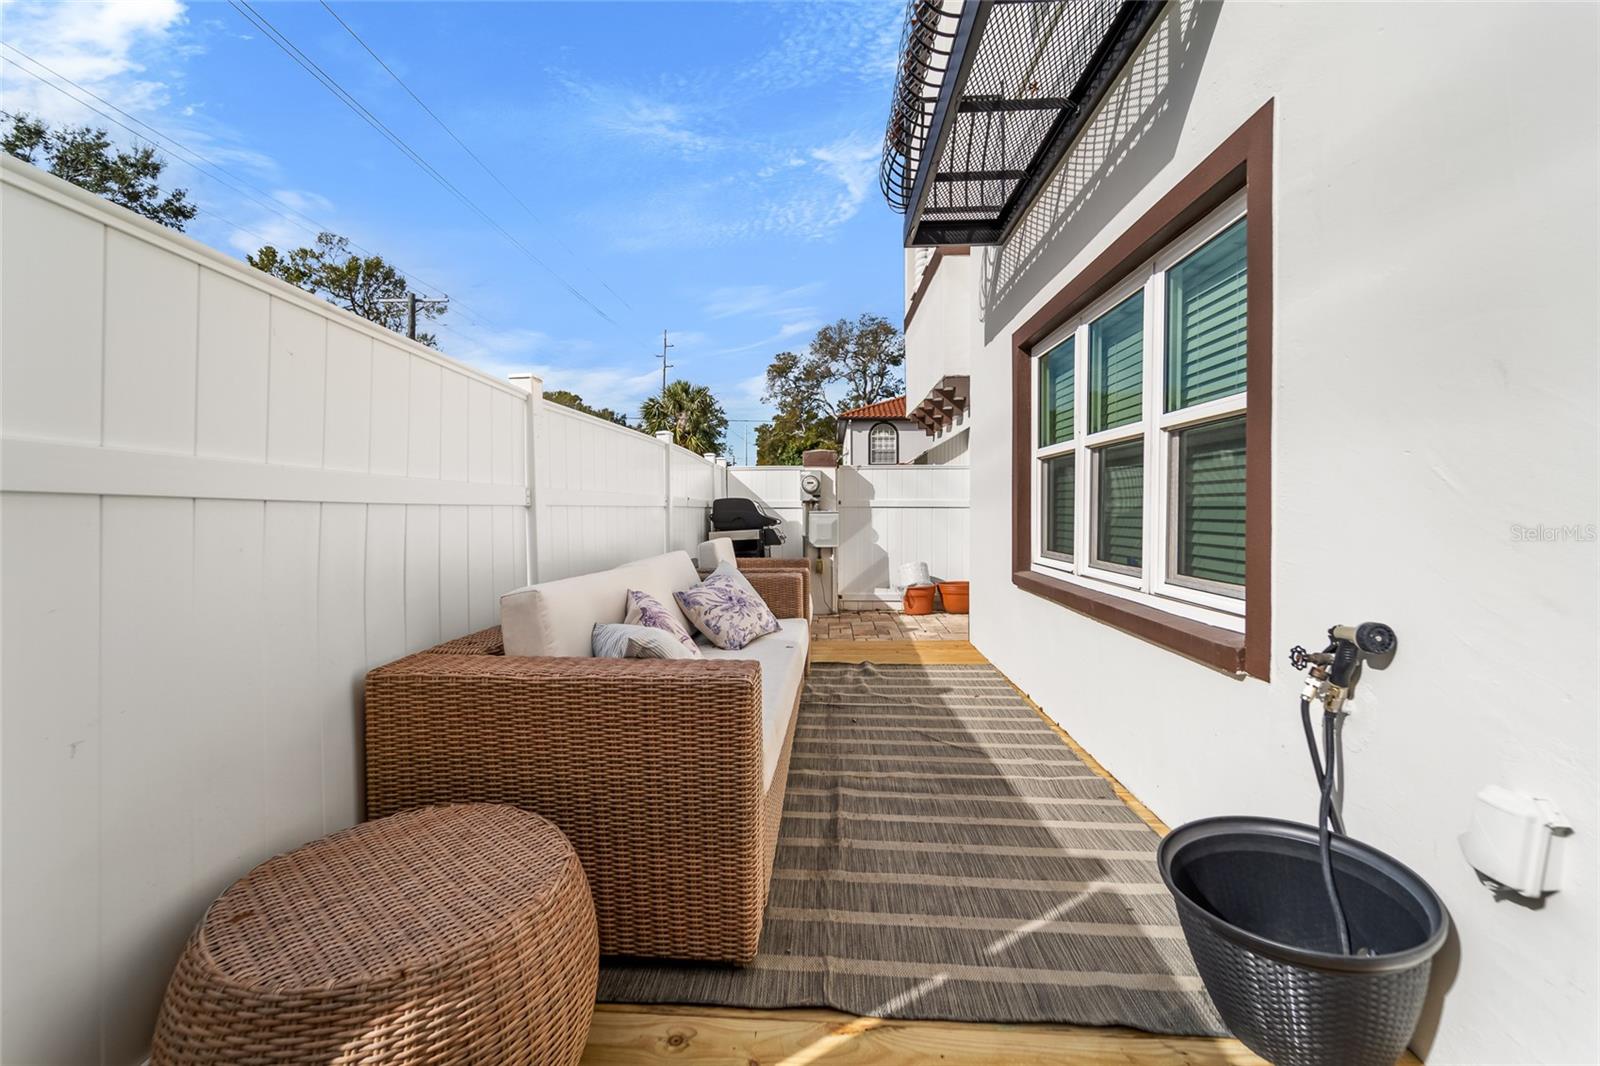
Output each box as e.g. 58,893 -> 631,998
1316,709 -> 1352,954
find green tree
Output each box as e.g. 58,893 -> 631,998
754,406 -> 835,466
758,313 -> 903,464
546,388 -> 630,427
640,380 -> 728,456
2,112 -> 196,230
248,233 -> 445,348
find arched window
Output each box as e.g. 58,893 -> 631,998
868,422 -> 899,465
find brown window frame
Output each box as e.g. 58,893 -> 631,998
1010,101 -> 1273,680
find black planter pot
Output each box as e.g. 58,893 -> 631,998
1158,817 -> 1449,1066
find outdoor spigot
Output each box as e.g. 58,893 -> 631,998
1290,623 -> 1397,714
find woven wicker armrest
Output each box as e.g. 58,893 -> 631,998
741,569 -> 806,620
738,558 -> 811,619
364,652 -> 767,961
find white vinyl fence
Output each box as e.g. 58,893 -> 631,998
0,160 -> 532,1065
726,463 -> 970,607
531,397 -> 726,582
0,158 -> 959,1066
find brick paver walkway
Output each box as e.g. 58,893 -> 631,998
811,610 -> 970,642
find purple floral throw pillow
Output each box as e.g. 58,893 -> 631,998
623,589 -> 700,654
674,564 -> 781,651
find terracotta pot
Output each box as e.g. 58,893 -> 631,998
937,580 -> 969,614
902,585 -> 936,615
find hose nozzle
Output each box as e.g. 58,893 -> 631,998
1330,622 -> 1397,657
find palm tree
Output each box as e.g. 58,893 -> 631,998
640,380 -> 728,456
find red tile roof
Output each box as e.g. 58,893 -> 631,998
836,395 -> 907,420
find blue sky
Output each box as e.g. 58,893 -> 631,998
0,0 -> 906,451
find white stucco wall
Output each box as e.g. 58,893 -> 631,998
840,418 -> 927,466
905,248 -> 980,408
959,3 -> 1597,1063
917,426 -> 970,467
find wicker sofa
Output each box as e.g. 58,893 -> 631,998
364,550 -> 810,965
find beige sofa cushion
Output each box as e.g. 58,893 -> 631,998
500,551 -> 700,658
698,617 -> 809,788
697,538 -> 737,571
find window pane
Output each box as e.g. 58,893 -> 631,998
1038,336 -> 1074,447
1089,291 -> 1143,433
1166,218 -> 1247,411
1093,440 -> 1143,572
869,424 -> 897,464
1043,454 -> 1074,557
1174,416 -> 1246,589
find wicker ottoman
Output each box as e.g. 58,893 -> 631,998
152,804 -> 598,1065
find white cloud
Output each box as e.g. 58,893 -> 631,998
713,322 -> 823,358
601,97 -> 715,154
778,318 -> 822,339
734,1 -> 902,94
0,0 -> 292,209
435,324 -> 553,372
704,282 -> 822,320
603,128 -> 886,253
556,74 -> 718,156
733,371 -> 770,407
226,215 -> 311,256
809,132 -> 881,222
429,323 -> 664,417
270,188 -> 336,217
531,363 -> 662,417
0,0 -> 186,122
223,187 -> 343,253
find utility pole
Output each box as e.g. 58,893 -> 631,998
726,418 -> 765,466
658,329 -> 674,398
377,292 -> 450,340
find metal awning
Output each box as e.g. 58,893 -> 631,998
880,0 -> 1166,248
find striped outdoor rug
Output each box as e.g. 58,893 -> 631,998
597,661 -> 1226,1035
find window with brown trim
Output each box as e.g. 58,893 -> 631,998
1010,102 -> 1273,680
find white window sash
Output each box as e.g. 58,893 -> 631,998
1029,191 -> 1250,629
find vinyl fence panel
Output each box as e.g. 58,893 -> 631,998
726,464 -> 970,605
0,161 -> 531,1066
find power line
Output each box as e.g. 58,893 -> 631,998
227,0 -> 618,326
4,35 -> 662,379
2,54 -> 610,376
317,0 -> 634,314
0,43 -> 518,334
0,55 -> 564,364
0,70 -> 291,257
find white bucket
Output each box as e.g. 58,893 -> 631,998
898,561 -> 931,588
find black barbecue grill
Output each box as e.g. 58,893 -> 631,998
709,498 -> 787,558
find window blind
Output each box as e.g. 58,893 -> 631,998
1166,218 -> 1247,411
1038,337 -> 1074,446
1090,292 -> 1143,432
1094,440 -> 1143,571
1175,417 -> 1246,587
1044,454 -> 1074,557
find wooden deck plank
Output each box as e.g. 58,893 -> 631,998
582,1004 -> 1271,1065
809,638 -> 988,664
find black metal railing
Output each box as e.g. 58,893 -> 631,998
880,0 -> 1166,247
879,0 -> 963,213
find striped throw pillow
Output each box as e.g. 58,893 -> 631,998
591,623 -> 698,660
